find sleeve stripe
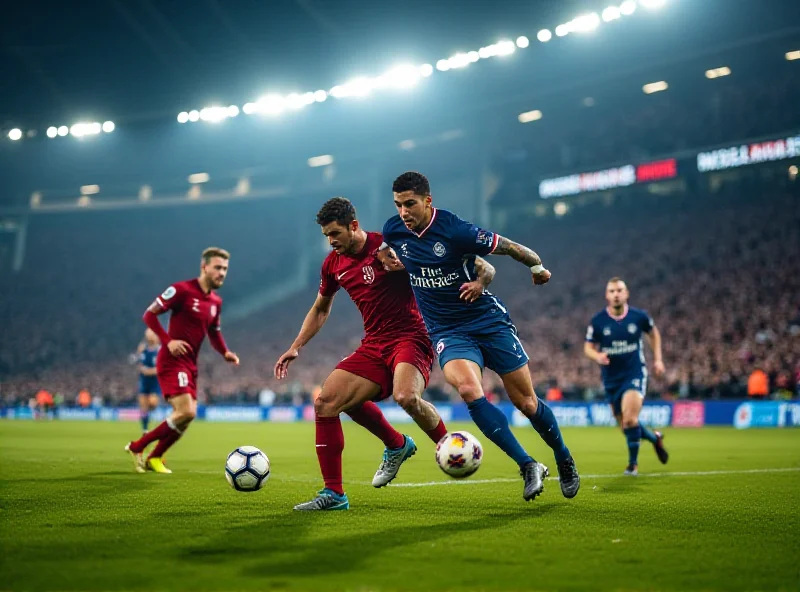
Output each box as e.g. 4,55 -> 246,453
489,233 -> 500,254
156,297 -> 165,308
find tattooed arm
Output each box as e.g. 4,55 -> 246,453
492,236 -> 551,285
459,256 -> 496,303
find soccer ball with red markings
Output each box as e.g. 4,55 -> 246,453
225,446 -> 270,492
435,431 -> 483,479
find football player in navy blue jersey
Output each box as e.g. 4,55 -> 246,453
379,171 -> 580,502
584,278 -> 669,475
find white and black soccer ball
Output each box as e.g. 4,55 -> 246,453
435,431 -> 483,479
225,446 -> 270,492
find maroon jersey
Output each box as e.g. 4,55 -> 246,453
319,232 -> 427,342
153,279 -> 223,366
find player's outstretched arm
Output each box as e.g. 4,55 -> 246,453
274,293 -> 335,379
492,236 -> 551,285
644,325 -> 665,376
459,256 -> 495,303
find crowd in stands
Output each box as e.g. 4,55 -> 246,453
3,179 -> 797,406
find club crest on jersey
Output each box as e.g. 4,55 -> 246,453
603,327 -> 612,336
161,286 -> 176,300
210,305 -> 217,318
628,323 -> 637,334
433,242 -> 446,257
436,340 -> 446,354
400,243 -> 409,257
362,265 -> 375,284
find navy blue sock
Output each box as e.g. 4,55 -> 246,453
624,426 -> 641,465
640,425 -> 658,444
141,411 -> 150,431
530,398 -> 571,463
468,397 -> 533,467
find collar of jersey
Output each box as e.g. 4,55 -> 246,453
409,208 -> 438,238
606,304 -> 629,321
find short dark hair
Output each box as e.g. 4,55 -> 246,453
316,197 -> 357,227
392,171 -> 430,196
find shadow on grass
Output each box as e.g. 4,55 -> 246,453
180,503 -> 559,580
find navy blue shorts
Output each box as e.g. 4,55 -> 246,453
431,320 -> 529,376
605,376 -> 647,416
138,375 -> 162,396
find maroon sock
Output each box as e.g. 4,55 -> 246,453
316,415 -> 345,495
346,401 -> 405,449
425,418 -> 448,444
129,420 -> 172,452
148,428 -> 182,460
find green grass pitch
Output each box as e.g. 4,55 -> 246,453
1,421 -> 799,592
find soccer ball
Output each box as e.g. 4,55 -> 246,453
225,446 -> 270,492
435,431 -> 483,479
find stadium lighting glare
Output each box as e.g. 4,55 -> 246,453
569,13 -> 601,33
555,24 -> 570,37
188,110 -> 200,122
620,0 -> 637,15
436,59 -> 451,72
8,128 -> 23,141
516,36 -> 530,48
705,66 -> 731,79
200,106 -> 231,122
640,0 -> 667,8
398,140 -> 416,151
227,105 -> 240,117
69,122 -> 102,137
177,111 -> 190,123
419,64 -> 434,77
554,201 -> 569,216
448,53 -> 471,69
537,29 -> 552,42
602,6 -> 622,21
384,65 -> 421,89
285,93 -> 307,109
467,51 -> 480,63
138,185 -> 152,201
495,40 -> 516,56
786,50 -> 800,61
313,90 -> 328,102
46,126 -> 58,138
308,154 -> 334,168
643,80 -> 669,94
102,121 -> 115,133
518,110 -> 543,123
242,102 -> 257,115
80,184 -> 100,195
77,195 -> 92,207
187,172 -> 210,184
478,46 -> 494,59
256,94 -> 285,114
57,125 -> 69,137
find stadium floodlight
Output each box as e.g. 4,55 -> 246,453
640,0 -> 666,8
555,24 -> 570,37
569,13 -> 601,33
384,65 -> 421,89
102,121 -> 115,133
554,201 -> 569,216
313,90 -> 328,102
177,111 -> 190,123
620,0 -> 637,15
447,53 -> 471,69
467,51 -> 480,63
8,128 -> 23,141
57,125 -> 69,137
200,106 -> 231,122
786,50 -> 800,61
436,59 -> 451,72
70,122 -> 102,137
77,195 -> 91,207
227,105 -> 240,117
419,64 -> 434,77
537,29 -> 552,42
187,172 -> 210,184
478,46 -> 495,59
516,36 -> 530,48
242,102 -> 257,115
518,109 -> 543,123
643,80 -> 669,94
138,185 -> 152,201
495,40 -> 516,56
705,66 -> 731,79
285,93 -> 307,109
308,154 -> 334,168
46,126 -> 58,138
602,6 -> 621,21
188,110 -> 200,122
80,184 -> 100,195
256,94 -> 285,114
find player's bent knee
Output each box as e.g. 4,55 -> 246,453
314,391 -> 342,417
621,415 -> 639,429
456,383 -> 483,403
393,390 -> 420,411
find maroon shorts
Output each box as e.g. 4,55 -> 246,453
157,360 -> 198,400
335,336 -> 434,401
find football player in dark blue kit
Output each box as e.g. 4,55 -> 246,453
379,171 -> 580,502
137,328 -> 161,432
584,278 -> 669,475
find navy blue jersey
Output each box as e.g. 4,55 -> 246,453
586,306 -> 654,387
139,345 -> 159,375
382,208 -> 510,333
